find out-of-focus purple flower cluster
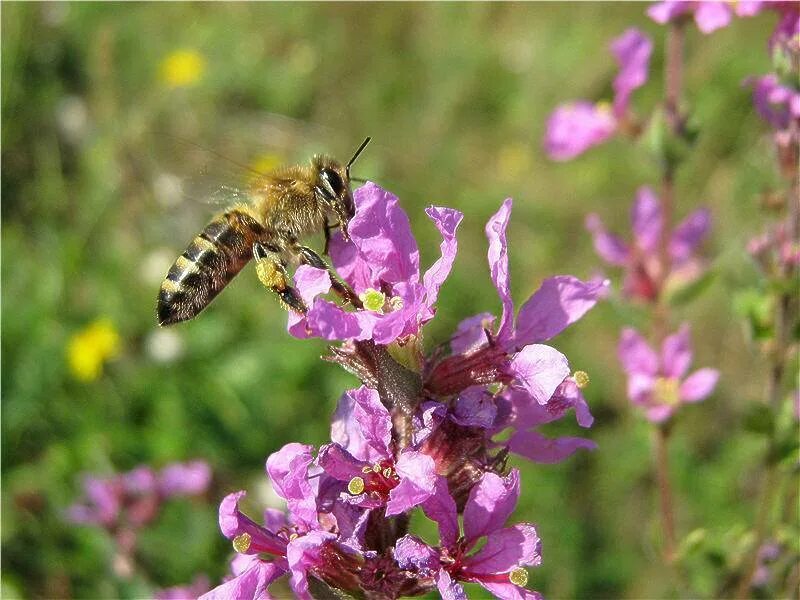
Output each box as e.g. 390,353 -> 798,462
544,28 -> 653,160
202,183 -> 607,599
586,186 -> 711,303
647,1 -> 797,36
618,324 -> 718,423
66,460 -> 212,579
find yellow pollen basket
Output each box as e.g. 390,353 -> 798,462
573,370 -> 590,389
232,532 -> 252,553
348,476 -> 365,495
509,567 -> 528,587
359,288 -> 386,314
653,377 -> 681,406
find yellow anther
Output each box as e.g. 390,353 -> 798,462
382,467 -> 393,478
359,288 -> 386,313
372,463 -> 382,473
509,567 -> 528,587
232,532 -> 252,553
348,476 -> 365,495
573,370 -> 590,389
362,465 -> 373,474
654,377 -> 680,406
289,533 -> 299,541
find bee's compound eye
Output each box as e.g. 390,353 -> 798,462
320,168 -> 344,199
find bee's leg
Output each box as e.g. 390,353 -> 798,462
252,243 -> 307,314
294,243 -> 363,309
323,218 -> 340,255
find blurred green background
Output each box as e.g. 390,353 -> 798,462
1,2 -> 789,598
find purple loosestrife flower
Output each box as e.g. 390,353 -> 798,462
586,186 -> 711,302
319,386 -> 438,516
618,324 -> 719,423
395,471 -> 542,600
544,29 -> 652,161
288,182 -> 462,345
426,198 -> 607,401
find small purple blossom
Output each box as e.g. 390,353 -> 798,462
618,324 -> 719,423
544,29 -> 652,161
288,183 -> 462,345
586,186 -> 711,302
746,74 -> 800,132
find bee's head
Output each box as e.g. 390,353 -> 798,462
314,137 -> 370,243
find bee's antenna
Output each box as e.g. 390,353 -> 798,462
346,137 -> 371,178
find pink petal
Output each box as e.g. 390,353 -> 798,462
437,569 -> 468,600
507,430 -> 597,464
618,328 -> 658,376
631,186 -> 663,253
422,478 -> 459,548
680,368 -> 719,402
486,198 -> 515,343
199,559 -> 284,600
627,373 -> 655,406
647,1 -> 691,24
286,265 -> 333,338
610,28 -> 653,117
478,581 -> 543,600
514,276 -> 609,345
694,1 -> 733,33
467,524 -> 542,574
450,312 -> 496,354
394,535 -> 439,572
386,451 -> 438,516
508,344 -> 571,406
669,208 -> 711,264
463,470 -> 520,543
645,404 -> 675,423
331,386 -> 391,463
543,101 -> 617,161
266,443 -> 318,531
585,213 -> 631,266
423,206 -> 463,309
661,324 -> 693,379
286,531 -> 337,600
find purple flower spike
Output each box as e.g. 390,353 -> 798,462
290,183 -> 463,345
619,324 -> 719,422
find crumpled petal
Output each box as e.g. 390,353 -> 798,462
631,186 -> 663,253
437,569 -> 468,600
330,182 -> 420,292
466,523 -> 542,574
386,451 -> 438,516
680,368 -> 719,402
661,324 -> 692,379
507,430 -> 597,464
317,443 -> 366,482
330,386 -> 391,463
450,312 -> 496,354
266,443 -> 318,531
394,535 -> 439,573
543,101 -> 617,161
287,266 -> 333,338
486,199 -> 515,343
610,28 -> 653,117
463,470 -> 520,544
508,344 -> 571,406
618,328 -> 659,376
585,213 -> 631,266
286,531 -> 337,600
669,207 -> 710,264
513,276 -> 609,346
422,206 -> 463,310
453,388 -> 498,429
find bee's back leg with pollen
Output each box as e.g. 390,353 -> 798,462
294,243 -> 362,309
252,242 -> 307,314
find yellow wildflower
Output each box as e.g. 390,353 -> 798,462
67,319 -> 121,382
160,49 -> 206,88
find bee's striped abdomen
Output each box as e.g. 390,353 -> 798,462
157,208 -> 266,326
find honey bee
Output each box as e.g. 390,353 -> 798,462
156,137 -> 371,326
